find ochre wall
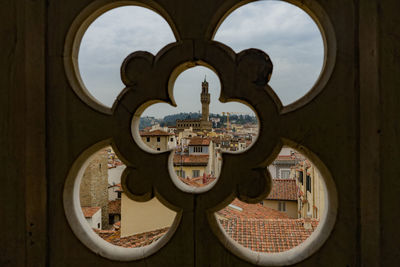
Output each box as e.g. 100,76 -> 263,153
121,194 -> 176,237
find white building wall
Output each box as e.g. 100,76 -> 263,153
85,209 -> 102,229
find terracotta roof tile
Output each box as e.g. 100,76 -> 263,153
173,154 -> 209,165
179,176 -> 216,187
108,199 -> 121,214
267,179 -> 297,201
219,218 -> 319,253
81,207 -> 101,218
217,199 -> 289,220
188,137 -> 210,146
95,227 -> 169,248
139,130 -> 173,136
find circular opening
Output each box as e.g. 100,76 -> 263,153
214,0 -> 325,107
68,5 -> 176,110
211,145 -> 337,265
133,66 -> 259,192
64,143 -> 180,260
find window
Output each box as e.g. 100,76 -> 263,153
146,137 -> 150,142
298,171 -> 304,184
170,138 -> 173,142
157,148 -> 160,151
176,170 -> 185,178
192,170 -> 200,177
108,214 -> 114,224
280,169 -> 290,179
117,191 -> 121,199
278,201 -> 286,212
194,146 -> 203,153
157,137 -> 160,142
97,223 -> 100,229
306,175 -> 312,192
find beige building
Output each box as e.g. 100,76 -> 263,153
263,179 -> 298,218
174,137 -> 221,178
120,195 -> 176,237
140,129 -> 176,151
295,160 -> 325,220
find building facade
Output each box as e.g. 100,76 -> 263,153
140,130 -> 176,151
79,150 -> 109,229
176,78 -> 212,132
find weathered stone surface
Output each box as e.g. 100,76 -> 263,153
1,0 -> 400,266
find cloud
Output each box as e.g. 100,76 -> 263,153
78,1 -> 324,114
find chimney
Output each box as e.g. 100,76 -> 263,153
202,173 -> 207,184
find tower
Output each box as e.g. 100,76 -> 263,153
201,77 -> 210,122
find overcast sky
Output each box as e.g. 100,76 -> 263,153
79,1 -> 323,118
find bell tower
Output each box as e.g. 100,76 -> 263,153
201,77 -> 210,122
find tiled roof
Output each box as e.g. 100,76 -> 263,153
188,137 -> 210,146
95,227 -> 169,248
108,199 -> 121,214
139,130 -> 173,136
179,176 -> 216,187
217,199 -> 289,220
95,198 -> 318,253
173,154 -> 209,166
81,207 -> 100,218
219,218 -> 319,253
267,179 -> 297,201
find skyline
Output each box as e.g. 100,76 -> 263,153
78,1 -> 324,118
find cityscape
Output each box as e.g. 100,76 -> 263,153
80,78 -> 326,252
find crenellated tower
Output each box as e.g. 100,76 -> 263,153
201,77 -> 210,122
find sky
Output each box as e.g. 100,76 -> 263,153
79,1 -> 323,118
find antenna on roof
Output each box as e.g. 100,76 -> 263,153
204,75 -> 207,82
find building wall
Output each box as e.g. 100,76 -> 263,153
189,145 -> 209,154
296,162 -> 326,220
121,194 -> 176,237
79,150 -> 109,229
141,135 -> 169,151
174,165 -> 207,178
108,186 -> 119,201
263,200 -> 298,219
85,209 -> 102,230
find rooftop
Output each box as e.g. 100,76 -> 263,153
266,179 -> 297,201
220,218 -> 319,253
188,137 -> 211,146
108,199 -> 121,214
95,227 -> 169,248
139,130 -> 173,136
81,207 -> 101,218
173,154 -> 209,166
217,199 -> 289,220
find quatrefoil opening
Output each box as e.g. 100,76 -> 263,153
63,1 -> 338,264
114,41 -> 279,203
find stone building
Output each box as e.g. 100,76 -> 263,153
139,129 -> 176,151
79,150 -> 109,229
176,78 -> 212,132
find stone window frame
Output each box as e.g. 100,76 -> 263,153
61,0 -> 340,265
